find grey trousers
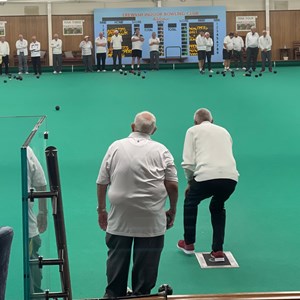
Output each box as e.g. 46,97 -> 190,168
150,51 -> 159,70
261,50 -> 272,70
82,55 -> 93,72
53,54 -> 62,72
105,233 -> 164,298
18,53 -> 28,73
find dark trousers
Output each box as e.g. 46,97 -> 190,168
261,50 -> 272,70
112,50 -> 122,70
0,55 -> 9,75
246,47 -> 259,71
96,53 -> 106,71
105,233 -> 164,298
53,54 -> 62,72
233,50 -> 244,69
150,51 -> 159,70
184,179 -> 237,251
29,235 -> 43,293
31,57 -> 41,75
205,51 -> 212,70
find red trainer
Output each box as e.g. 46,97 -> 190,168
210,251 -> 225,262
177,240 -> 195,255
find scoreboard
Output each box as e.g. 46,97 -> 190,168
94,6 -> 226,64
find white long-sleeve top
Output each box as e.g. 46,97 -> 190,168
245,32 -> 259,48
182,121 -> 239,183
233,36 -> 244,51
259,35 -> 272,51
29,41 -> 41,57
205,37 -> 213,52
50,38 -> 62,54
0,41 -> 10,56
196,35 -> 207,51
16,39 -> 28,56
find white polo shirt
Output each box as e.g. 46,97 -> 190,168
149,37 -> 160,52
79,40 -> 93,56
16,39 -> 28,56
196,35 -> 206,51
233,36 -> 244,51
182,121 -> 239,183
223,36 -> 234,50
0,41 -> 10,56
50,38 -> 62,55
246,32 -> 259,48
131,34 -> 144,50
111,34 -> 123,50
259,35 -> 272,51
29,41 -> 41,57
97,132 -> 178,238
95,36 -> 107,53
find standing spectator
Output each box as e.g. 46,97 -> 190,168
79,35 -> 93,72
204,32 -> 214,73
16,34 -> 29,74
195,30 -> 206,74
223,32 -> 234,72
95,32 -> 107,72
50,33 -> 63,74
259,30 -> 273,72
97,111 -> 178,297
110,30 -> 123,72
131,28 -> 144,70
245,26 -> 259,72
0,36 -> 10,76
232,32 -> 246,70
29,36 -> 42,76
177,108 -> 239,262
149,32 -> 160,71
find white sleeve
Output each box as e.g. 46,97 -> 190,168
181,129 -> 196,181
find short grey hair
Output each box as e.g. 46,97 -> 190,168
134,111 -> 156,134
194,108 -> 213,124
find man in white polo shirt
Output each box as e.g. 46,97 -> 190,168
259,30 -> 273,72
95,32 -> 107,72
16,34 -> 29,74
97,111 -> 178,297
79,35 -> 93,72
0,36 -> 10,76
223,32 -> 234,72
177,108 -> 239,262
131,28 -> 144,70
29,36 -> 42,75
149,32 -> 160,71
232,32 -> 245,70
196,30 -> 206,74
110,30 -> 123,72
245,26 -> 259,72
50,33 -> 63,74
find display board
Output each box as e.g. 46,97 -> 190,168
94,6 -> 226,64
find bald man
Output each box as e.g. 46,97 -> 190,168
50,33 -> 63,74
29,36 -> 42,75
245,26 -> 259,72
259,30 -> 272,72
178,108 -> 239,262
110,30 -> 123,72
97,111 -> 178,297
16,34 -> 29,74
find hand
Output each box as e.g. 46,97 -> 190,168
37,213 -> 48,233
165,209 -> 176,229
98,211 -> 108,231
185,184 -> 191,198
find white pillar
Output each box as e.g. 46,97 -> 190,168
265,0 -> 270,33
47,2 -> 53,66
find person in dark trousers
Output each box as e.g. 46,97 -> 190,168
245,26 -> 259,72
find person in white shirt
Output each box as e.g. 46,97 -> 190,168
149,32 -> 160,71
95,32 -> 107,72
16,34 -> 29,74
0,36 -> 10,76
204,32 -> 214,73
232,32 -> 245,70
29,36 -> 42,75
177,108 -> 238,262
131,28 -> 144,70
259,30 -> 273,72
50,33 -> 63,74
79,35 -> 93,72
245,26 -> 259,72
97,111 -> 178,297
195,30 -> 206,74
223,32 -> 234,71
110,30 -> 123,72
